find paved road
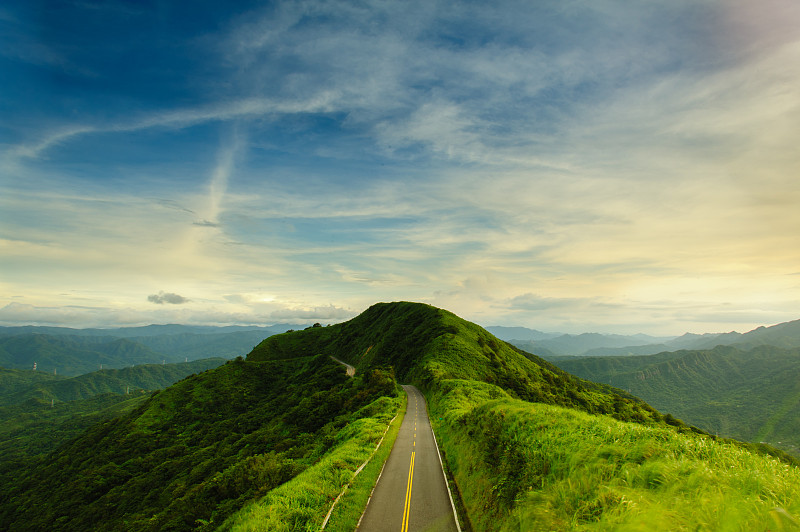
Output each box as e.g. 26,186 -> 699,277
330,356 -> 355,376
358,385 -> 459,532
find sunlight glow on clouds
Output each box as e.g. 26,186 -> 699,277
1,0 -> 799,334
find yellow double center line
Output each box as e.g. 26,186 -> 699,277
402,394 -> 418,532
401,450 -> 415,532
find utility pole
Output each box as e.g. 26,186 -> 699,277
33,362 -> 37,371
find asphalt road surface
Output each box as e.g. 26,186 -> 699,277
358,385 -> 460,532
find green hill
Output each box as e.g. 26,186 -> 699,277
248,302 -> 800,529
2,302 -> 799,531
0,355 -> 400,531
2,357 -> 227,405
248,302 -> 660,422
0,359 -> 229,492
0,366 -> 63,394
553,344 -> 800,456
132,330 -> 273,361
0,334 -> 176,376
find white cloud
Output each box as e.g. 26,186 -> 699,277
3,0 -> 800,335
147,292 -> 190,305
0,301 -> 355,328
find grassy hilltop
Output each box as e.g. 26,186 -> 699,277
1,301 -> 799,531
252,302 -> 800,530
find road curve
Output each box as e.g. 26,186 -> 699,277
330,356 -> 355,377
358,385 -> 460,532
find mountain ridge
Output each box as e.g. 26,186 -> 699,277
502,317 -> 800,357
1,302 -> 799,531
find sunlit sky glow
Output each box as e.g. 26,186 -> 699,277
2,0 -> 799,335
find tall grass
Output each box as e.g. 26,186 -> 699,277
323,391 -> 407,531
219,395 -> 402,532
430,379 -> 800,531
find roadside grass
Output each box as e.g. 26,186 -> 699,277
219,395 -> 403,532
430,378 -> 800,531
323,388 -> 407,531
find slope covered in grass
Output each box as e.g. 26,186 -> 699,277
250,302 -> 662,424
555,345 -> 800,456
430,380 -> 800,531
253,302 -> 800,529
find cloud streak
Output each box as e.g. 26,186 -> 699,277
3,0 -> 800,334
8,94 -> 338,160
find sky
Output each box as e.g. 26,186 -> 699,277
1,0 -> 799,335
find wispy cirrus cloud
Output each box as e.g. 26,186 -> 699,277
3,0 -> 800,334
8,93 -> 339,160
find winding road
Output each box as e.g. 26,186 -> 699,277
330,356 -> 355,376
358,385 -> 460,532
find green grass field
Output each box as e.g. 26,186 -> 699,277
430,379 -> 800,531
220,394 -> 404,531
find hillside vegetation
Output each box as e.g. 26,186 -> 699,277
2,302 -> 799,531
0,355 -> 400,531
2,357 -> 227,405
555,345 -> 800,456
0,359 -> 227,501
0,334 -> 174,375
431,381 -> 800,530
251,302 -> 800,529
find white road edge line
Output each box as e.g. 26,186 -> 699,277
430,413 -> 463,532
321,411 -> 399,530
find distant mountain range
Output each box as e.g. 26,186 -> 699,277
0,323 -> 299,338
489,318 -> 800,357
0,324 -> 302,376
0,358 -> 227,405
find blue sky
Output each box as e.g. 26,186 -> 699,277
2,0 -> 800,334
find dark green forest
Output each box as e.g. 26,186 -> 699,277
0,334 -> 176,375
0,355 -> 398,531
0,359 -> 227,471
